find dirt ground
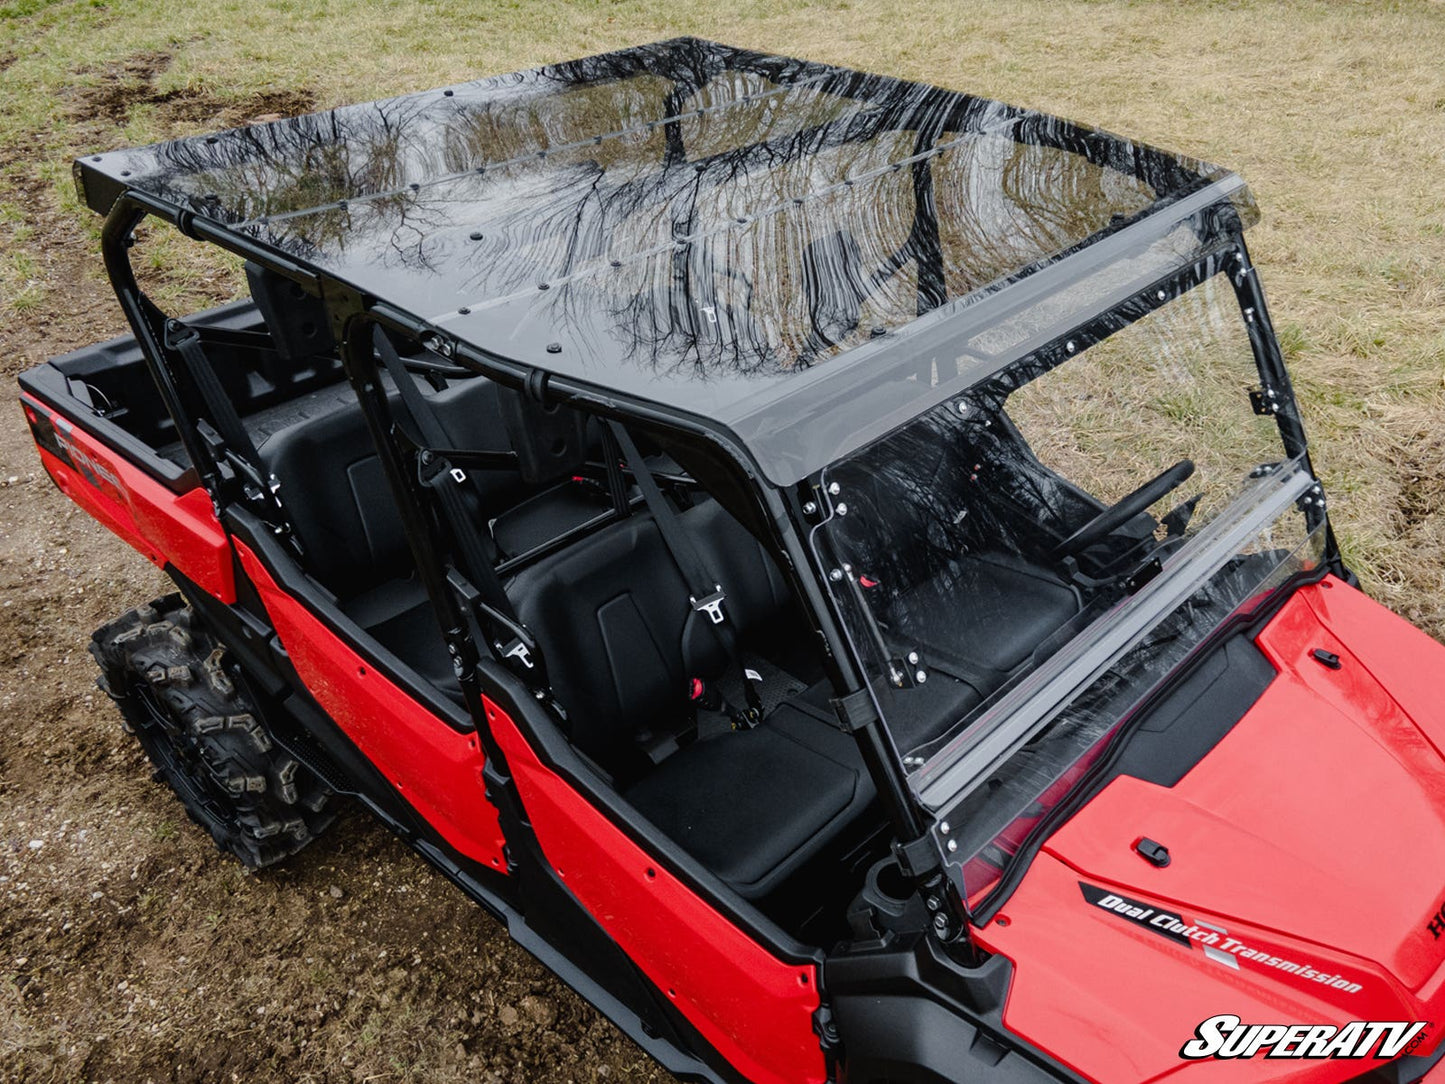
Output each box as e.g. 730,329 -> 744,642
1,1 -> 1443,1082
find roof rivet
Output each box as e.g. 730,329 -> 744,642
610,259 -> 622,268
475,166 -> 486,174
443,89 -> 455,97
538,282 -> 550,291
469,231 -> 483,241
457,307 -> 470,315
409,183 -> 420,191
546,342 -> 562,354
694,163 -> 706,172
120,170 -> 131,177
870,326 -> 886,337
338,200 -> 348,209
205,137 -> 218,145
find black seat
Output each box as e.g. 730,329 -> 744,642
886,552 -> 1080,679
259,374 -> 524,601
507,499 -> 877,899
260,375 -> 530,695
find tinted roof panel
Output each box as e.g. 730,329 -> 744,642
76,38 -> 1255,483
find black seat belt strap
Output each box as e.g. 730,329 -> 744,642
605,421 -> 723,623
605,420 -> 763,725
164,319 -> 263,470
370,328 -> 542,682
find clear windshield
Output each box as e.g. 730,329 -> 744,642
814,265 -> 1325,899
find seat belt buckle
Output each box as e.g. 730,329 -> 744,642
690,588 -> 726,625
418,450 -> 466,487
496,637 -> 535,671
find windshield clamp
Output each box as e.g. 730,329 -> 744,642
690,589 -> 727,625
830,687 -> 880,733
892,833 -> 942,880
1249,385 -> 1279,416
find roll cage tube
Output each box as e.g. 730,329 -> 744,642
797,480 -> 974,946
99,197 -> 226,507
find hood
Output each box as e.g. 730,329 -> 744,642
973,578 -> 1445,1083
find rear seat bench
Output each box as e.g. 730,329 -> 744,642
257,374 -> 617,685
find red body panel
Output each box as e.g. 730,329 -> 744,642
234,542 -> 508,872
25,397 -> 236,603
484,699 -> 827,1084
975,578 -> 1445,1082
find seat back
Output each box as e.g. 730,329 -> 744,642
261,375 -> 523,597
507,500 -> 790,765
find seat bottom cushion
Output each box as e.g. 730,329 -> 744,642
889,552 -> 1079,676
623,706 -> 875,899
341,577 -> 462,698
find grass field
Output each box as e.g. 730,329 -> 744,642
1,1 -> 1443,1080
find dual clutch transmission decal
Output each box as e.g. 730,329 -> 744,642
1078,882 -> 1364,994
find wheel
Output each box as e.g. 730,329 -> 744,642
90,593 -> 336,868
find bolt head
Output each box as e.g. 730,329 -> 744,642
932,912 -> 950,931
907,651 -> 920,665
829,568 -> 844,582
828,481 -> 841,496
835,502 -> 848,516
802,501 -> 817,515
946,839 -> 957,853
915,670 -> 928,684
